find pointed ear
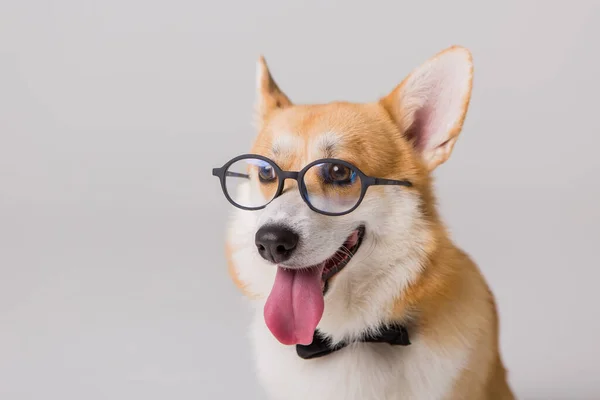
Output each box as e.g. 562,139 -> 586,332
380,46 -> 474,171
254,56 -> 293,129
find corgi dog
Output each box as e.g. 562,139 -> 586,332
212,46 -> 515,400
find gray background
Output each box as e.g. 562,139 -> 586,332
1,1 -> 599,399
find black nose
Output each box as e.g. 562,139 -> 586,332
255,225 -> 299,264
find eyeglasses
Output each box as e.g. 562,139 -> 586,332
212,154 -> 412,216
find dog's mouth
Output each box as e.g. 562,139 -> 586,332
263,225 -> 366,346
321,225 -> 365,294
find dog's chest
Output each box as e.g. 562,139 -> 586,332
250,314 -> 467,400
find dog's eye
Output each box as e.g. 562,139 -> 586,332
323,163 -> 356,185
258,165 -> 276,182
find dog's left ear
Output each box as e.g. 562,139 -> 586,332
380,46 -> 474,171
254,56 -> 293,130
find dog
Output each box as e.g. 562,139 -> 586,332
212,45 -> 515,399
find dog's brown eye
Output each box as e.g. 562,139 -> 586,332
258,165 -> 276,182
329,164 -> 349,181
323,163 -> 356,185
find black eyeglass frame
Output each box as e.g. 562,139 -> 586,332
212,154 -> 413,217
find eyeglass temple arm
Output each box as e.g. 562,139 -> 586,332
372,178 -> 412,187
212,168 -> 250,179
226,171 -> 250,179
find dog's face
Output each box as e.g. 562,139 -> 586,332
220,46 -> 473,346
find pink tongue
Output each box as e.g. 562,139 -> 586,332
264,265 -> 325,346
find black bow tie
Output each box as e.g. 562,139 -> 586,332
296,324 -> 411,360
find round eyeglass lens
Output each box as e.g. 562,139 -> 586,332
302,161 -> 362,214
224,157 -> 280,209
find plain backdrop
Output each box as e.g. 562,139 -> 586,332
1,1 -> 599,399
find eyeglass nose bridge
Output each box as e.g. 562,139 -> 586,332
276,171 -> 302,196
279,171 -> 301,180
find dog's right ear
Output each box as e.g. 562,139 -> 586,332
254,56 -> 293,129
380,46 -> 474,171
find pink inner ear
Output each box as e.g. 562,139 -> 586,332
401,51 -> 472,153
405,106 -> 432,151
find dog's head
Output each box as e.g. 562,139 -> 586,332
217,46 -> 473,346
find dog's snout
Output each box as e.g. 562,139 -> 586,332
255,225 -> 299,264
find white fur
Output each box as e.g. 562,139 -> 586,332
250,309 -> 469,400
310,131 -> 342,159
271,134 -> 303,159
